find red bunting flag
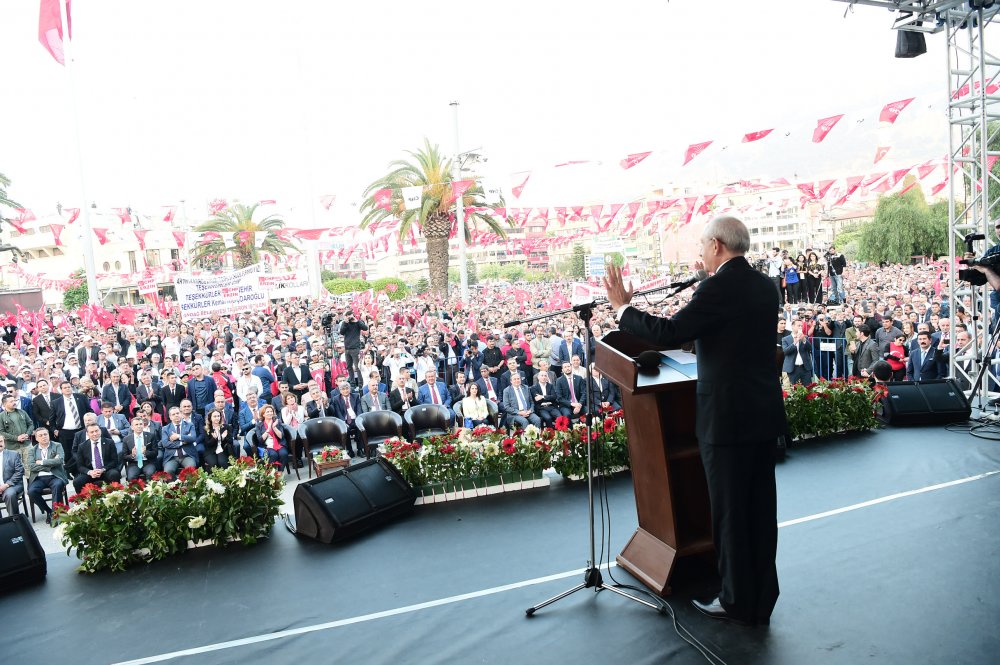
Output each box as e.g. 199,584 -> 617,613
570,206 -> 584,219
619,152 -> 652,169
742,129 -> 773,143
373,188 -> 393,211
590,204 -> 603,222
172,231 -> 185,248
879,98 -> 914,125
49,222 -> 64,246
770,177 -> 791,186
133,229 -> 148,250
65,207 -> 80,224
113,207 -> 131,225
917,162 -> 937,180
796,183 -> 817,200
293,228 -> 327,241
259,199 -> 276,206
452,179 -> 474,199
93,227 -> 110,245
38,0 -> 71,66
320,194 -> 337,210
874,146 -> 891,164
511,173 -> 531,199
683,141 -> 712,166
930,181 -> 948,196
554,207 -> 567,227
817,180 -> 836,198
162,206 -> 176,223
812,114 -> 844,143
697,194 -> 718,216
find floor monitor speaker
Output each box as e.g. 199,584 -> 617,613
0,514 -> 46,591
879,379 -> 971,426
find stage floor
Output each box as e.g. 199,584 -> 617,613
3,422 -> 999,665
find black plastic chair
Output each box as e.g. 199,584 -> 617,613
404,404 -> 451,441
355,411 -> 404,458
301,417 -> 349,478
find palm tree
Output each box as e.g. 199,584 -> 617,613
359,139 -> 512,294
188,203 -> 299,270
0,171 -> 23,220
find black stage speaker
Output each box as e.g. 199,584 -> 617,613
879,379 -> 971,426
293,457 -> 416,543
0,514 -> 46,591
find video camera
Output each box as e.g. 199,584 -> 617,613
958,232 -> 996,285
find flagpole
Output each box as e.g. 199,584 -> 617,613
451,101 -> 470,304
58,0 -> 100,305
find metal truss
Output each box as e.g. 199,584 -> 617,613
832,1 -> 1000,32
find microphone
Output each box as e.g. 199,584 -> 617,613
667,270 -> 709,291
635,350 -> 662,373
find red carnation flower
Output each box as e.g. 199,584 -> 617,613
151,471 -> 172,481
806,392 -> 819,400
502,441 -> 516,454
178,466 -> 200,481
603,417 -> 615,433
554,416 -> 570,431
441,444 -> 456,454
781,390 -> 789,399
590,431 -> 599,441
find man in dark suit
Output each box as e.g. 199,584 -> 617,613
101,371 -> 133,417
553,329 -> 587,368
555,362 -> 586,420
388,375 -> 416,417
853,325 -> 881,380
502,373 -> 541,428
52,380 -> 91,455
330,382 -> 363,456
135,373 -> 163,416
73,422 -> 121,494
161,371 -> 186,416
907,331 -> 946,381
474,366 -> 501,403
588,368 -> 622,412
122,415 -> 158,481
449,371 -> 471,405
496,358 -> 526,399
282,352 -> 311,401
530,370 -> 560,427
31,379 -> 55,436
306,387 -> 336,419
781,327 -> 814,386
160,406 -> 198,477
76,336 -> 101,366
0,443 -> 25,515
605,215 -> 784,627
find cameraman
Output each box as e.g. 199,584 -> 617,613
826,245 -> 847,305
338,312 -> 369,388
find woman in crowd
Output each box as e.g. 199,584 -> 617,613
461,382 -> 490,427
79,377 -> 102,414
883,332 -> 908,382
280,392 -> 307,462
805,251 -> 824,304
783,257 -> 801,304
252,404 -> 288,468
901,320 -> 917,347
139,400 -> 163,425
358,352 -> 379,384
203,407 -> 234,469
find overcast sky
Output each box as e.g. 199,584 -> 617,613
0,0 -> 956,226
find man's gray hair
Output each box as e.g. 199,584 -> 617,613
703,215 -> 751,254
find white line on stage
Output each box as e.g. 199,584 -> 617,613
113,469 -> 1000,665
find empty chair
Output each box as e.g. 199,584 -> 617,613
355,410 -> 404,458
404,404 -> 451,441
301,417 -> 349,478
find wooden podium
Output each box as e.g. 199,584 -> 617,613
595,331 -> 714,596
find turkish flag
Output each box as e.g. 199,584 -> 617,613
133,229 -> 149,250
451,179 -> 474,199
555,207 -> 567,227
38,0 -> 71,65
817,180 -> 836,198
590,204 -> 603,222
93,227 -> 110,245
917,162 -> 938,180
373,188 -> 393,211
879,98 -> 914,125
874,146 -> 891,164
742,129 -> 773,143
697,194 -> 718,216
172,231 -> 185,248
65,207 -> 80,224
162,206 -> 176,223
683,141 -> 712,166
812,114 -> 844,143
113,208 -> 131,224
511,173 -> 531,199
770,177 -> 791,186
797,183 -> 817,200
619,151 -> 652,169
49,223 -> 64,246
570,206 -> 584,219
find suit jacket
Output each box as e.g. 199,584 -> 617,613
618,257 -> 786,446
449,382 -> 471,404
907,346 -> 946,381
553,339 -> 587,368
121,431 -> 158,466
497,370 -> 526,399
238,402 -> 261,436
417,381 -> 452,408
160,421 -> 198,459
532,370 -> 557,386
1,448 -> 25,487
76,437 -> 120,474
51,393 -> 93,436
854,338 -> 881,377
97,413 -> 131,443
161,382 -> 187,414
588,377 -> 620,409
282,364 -> 312,396
530,382 -> 558,408
77,345 -> 100,366
388,387 -> 416,415
203,403 -> 235,427
330,393 -> 362,424
781,336 -> 814,374
474,377 -> 501,402
101,383 -> 133,412
135,383 -> 163,412
32,392 -> 56,430
27,442 -> 68,483
502,384 -> 534,417
359,390 -> 390,413
306,398 -> 335,419
555,374 -> 586,410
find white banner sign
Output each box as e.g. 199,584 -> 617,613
260,271 -> 310,299
175,263 -> 268,321
402,185 -> 423,211
137,277 -> 158,297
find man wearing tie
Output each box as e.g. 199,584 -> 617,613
135,371 -> 163,417
554,329 -> 587,369
31,378 -> 55,437
475,366 -> 501,404
531,370 -> 561,427
418,370 -> 453,419
360,380 -> 390,413
26,428 -> 67,523
101,370 -> 133,418
331,383 -> 363,457
282,352 -> 311,402
52,380 -> 90,457
122,416 -> 158,481
449,371 -> 470,405
555,361 -> 587,420
907,331 -> 945,381
98,402 -> 131,457
502,373 -> 541,429
306,387 -> 335,419
161,371 -> 186,417
160,406 -> 198,478
73,423 -> 121,494
389,375 -> 416,417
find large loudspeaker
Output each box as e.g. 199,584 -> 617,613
293,457 -> 416,543
879,379 -> 971,426
0,514 -> 46,591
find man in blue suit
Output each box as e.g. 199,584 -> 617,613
502,373 -> 541,429
417,369 -> 452,412
553,329 -> 586,368
330,382 -> 364,457
101,370 -> 133,417
907,331 -> 945,381
475,366 -> 501,403
203,393 -> 236,429
160,406 -> 198,477
781,328 -> 814,386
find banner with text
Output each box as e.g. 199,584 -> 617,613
260,271 -> 310,299
175,263 -> 268,321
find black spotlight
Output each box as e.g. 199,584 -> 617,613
895,27 -> 927,58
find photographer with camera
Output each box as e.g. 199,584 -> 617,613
825,245 -> 847,305
338,311 -> 369,388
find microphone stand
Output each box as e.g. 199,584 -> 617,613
506,292 -> 686,617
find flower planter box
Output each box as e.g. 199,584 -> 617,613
413,471 -> 549,505
313,458 -> 350,476
565,465 -> 630,481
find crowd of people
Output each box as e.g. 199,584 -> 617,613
0,250 -> 973,526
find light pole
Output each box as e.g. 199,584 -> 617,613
450,101 -> 470,303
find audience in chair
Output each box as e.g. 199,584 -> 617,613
122,416 -> 159,481
73,422 -> 121,494
26,428 -> 67,523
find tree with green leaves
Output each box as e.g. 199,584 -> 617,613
857,183 -> 949,263
570,244 -> 586,279
359,139 -> 512,295
0,172 -> 22,213
188,203 -> 299,270
63,269 -> 88,309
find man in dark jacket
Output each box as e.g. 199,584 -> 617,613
339,314 -> 369,388
605,215 -> 784,627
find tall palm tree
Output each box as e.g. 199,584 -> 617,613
359,139 -> 512,294
0,171 -> 23,219
188,202 -> 299,270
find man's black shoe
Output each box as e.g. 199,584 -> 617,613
691,597 -> 756,627
45,511 -> 52,525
